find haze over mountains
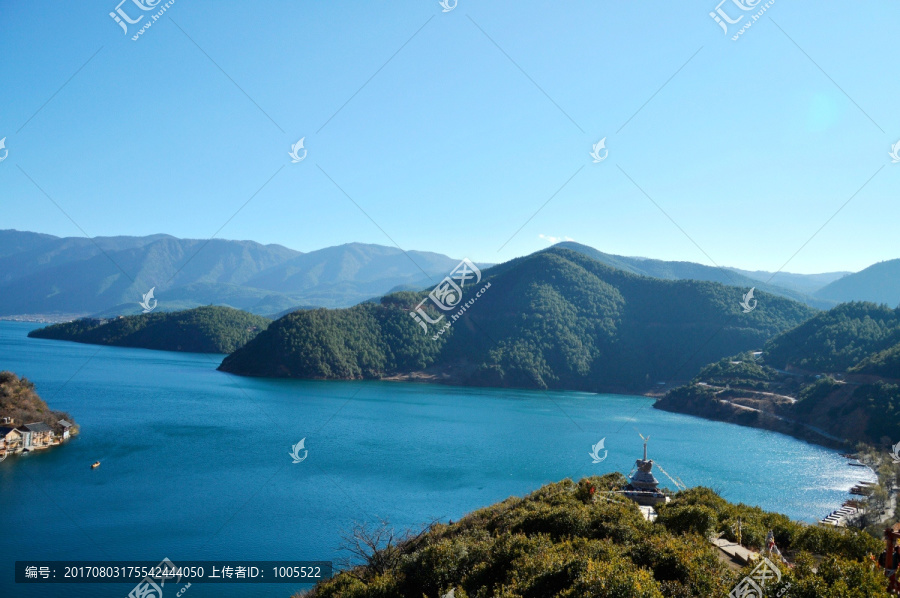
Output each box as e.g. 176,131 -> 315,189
0,230 -> 897,321
813,259 -> 900,306
555,242 -> 845,309
0,230 -> 464,318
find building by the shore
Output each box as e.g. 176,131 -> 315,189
0,418 -> 76,457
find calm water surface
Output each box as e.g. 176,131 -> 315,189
0,321 -> 874,597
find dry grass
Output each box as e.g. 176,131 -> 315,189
0,371 -> 76,433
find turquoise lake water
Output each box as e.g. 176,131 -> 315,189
0,321 -> 875,597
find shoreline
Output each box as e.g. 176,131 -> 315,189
11,328 -> 876,524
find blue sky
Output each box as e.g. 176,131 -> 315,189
1,0 -> 898,274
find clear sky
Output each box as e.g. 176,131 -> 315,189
1,0 -> 898,274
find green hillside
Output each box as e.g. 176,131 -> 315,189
765,302 -> 900,372
306,475 -> 886,598
658,302 -> 900,445
220,248 -> 816,391
28,306 -> 270,354
851,342 -> 900,378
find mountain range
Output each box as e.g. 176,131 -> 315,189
554,242 -> 900,310
555,242 -> 845,309
0,230 -> 466,319
2,230 -> 898,322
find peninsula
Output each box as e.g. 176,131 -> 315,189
0,371 -> 77,460
29,305 -> 270,354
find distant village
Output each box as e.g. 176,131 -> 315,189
0,416 -> 76,458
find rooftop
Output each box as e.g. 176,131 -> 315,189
23,422 -> 53,433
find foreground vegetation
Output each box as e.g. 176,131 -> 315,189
29,306 -> 270,354
658,302 -> 900,446
0,371 -> 75,435
222,248 -> 815,391
302,474 -> 889,598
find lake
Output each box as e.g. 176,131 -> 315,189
0,321 -> 874,597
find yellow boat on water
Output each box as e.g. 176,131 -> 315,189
91,461 -> 100,469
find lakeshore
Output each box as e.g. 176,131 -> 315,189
0,321 -> 879,597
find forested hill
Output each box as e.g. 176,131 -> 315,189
219,247 -> 816,392
29,306 -> 270,354
657,302 -> 900,445
306,475 -> 886,598
765,302 -> 900,372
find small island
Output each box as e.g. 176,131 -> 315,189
0,371 -> 77,460
28,305 -> 271,354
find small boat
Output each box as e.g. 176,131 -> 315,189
91,461 -> 100,469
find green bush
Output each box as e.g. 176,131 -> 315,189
307,477 -> 888,598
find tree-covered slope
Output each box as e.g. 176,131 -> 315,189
658,303 -> 900,445
765,302 -> 900,372
220,248 -> 816,391
219,294 -> 445,378
850,342 -> 900,378
28,306 -> 270,354
306,475 -> 887,598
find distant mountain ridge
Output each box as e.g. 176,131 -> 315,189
0,230 -> 468,318
726,267 -> 849,295
555,242 -> 837,309
812,259 -> 900,306
1,229 -> 892,320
